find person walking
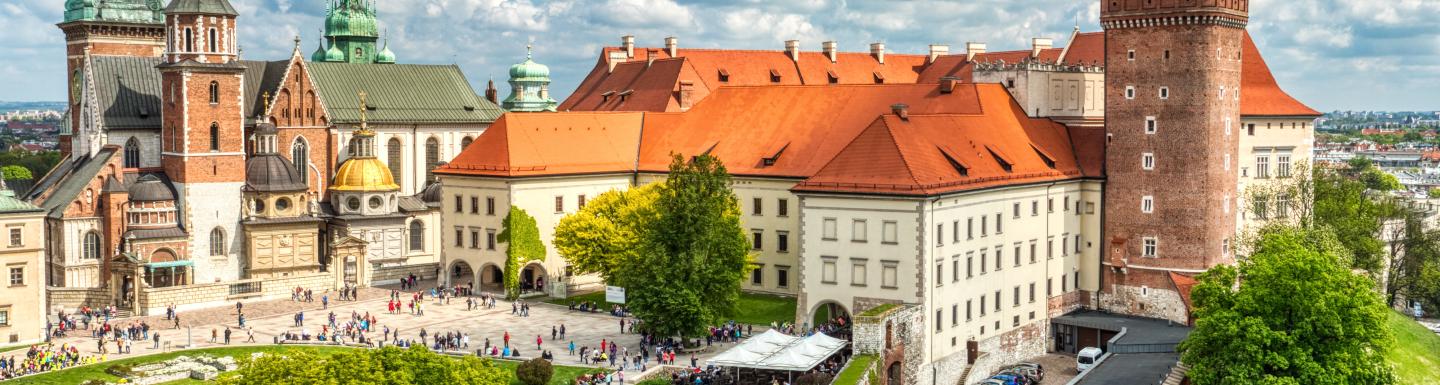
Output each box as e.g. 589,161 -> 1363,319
568,341 -> 575,356
536,335 -> 542,351
152,331 -> 161,349
223,327 -> 232,345
247,328 -> 256,343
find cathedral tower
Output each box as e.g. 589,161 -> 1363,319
503,44 -> 559,112
313,0 -> 385,63
57,0 -> 166,156
1100,0 -> 1249,323
156,0 -> 246,283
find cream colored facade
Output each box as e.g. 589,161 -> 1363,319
337,124 -> 489,196
973,62 -> 1105,125
1236,117 -> 1315,233
0,202 -> 47,346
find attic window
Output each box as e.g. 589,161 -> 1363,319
718,68 -> 730,83
769,69 -> 781,83
138,107 -> 149,119
601,90 -> 616,102
986,145 -> 1013,173
827,70 -> 839,84
762,142 -> 790,167
365,104 -> 377,111
1030,144 -> 1057,169
618,89 -> 634,102
873,71 -> 885,84
939,146 -> 969,176
463,106 -> 475,111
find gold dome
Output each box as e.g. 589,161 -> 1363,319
331,157 -> 399,192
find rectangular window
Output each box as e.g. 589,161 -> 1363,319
470,229 -> 480,249
1029,242 -> 1037,264
952,305 -> 959,326
578,194 -> 587,209
980,250 -> 988,274
1256,156 -> 1270,178
454,228 -> 463,247
994,291 -> 1001,311
776,267 -> 789,288
0,310 -> 7,326
454,195 -> 463,213
487,230 -> 496,250
881,262 -> 898,289
486,197 -> 496,215
995,247 -> 1002,271
936,262 -> 944,286
1013,203 -> 1021,218
1014,245 -> 1022,267
851,260 -> 867,286
752,230 -> 764,250
1048,198 -> 1054,213
1047,278 -> 1053,296
1032,201 -> 1039,216
822,258 -> 837,284
995,214 -> 1003,234
967,253 -> 974,278
952,257 -> 960,283
1277,155 -> 1292,178
8,267 -> 22,286
7,228 -> 19,247
952,220 -> 959,243
883,221 -> 897,244
936,223 -> 944,246
752,197 -> 763,215
1143,237 -> 1158,257
470,197 -> 479,214
937,310 -> 944,333
777,199 -> 789,217
852,220 -> 867,242
967,218 -> 974,239
1013,286 -> 1021,307
1225,117 -> 1233,135
822,218 -> 837,240
1125,86 -> 1135,99
1142,195 -> 1154,213
966,300 -> 973,321
980,216 -> 988,237
1062,274 -> 1068,292
1159,87 -> 1169,99
1075,235 -> 1082,254
1047,238 -> 1054,259
777,231 -> 789,253
980,296 -> 986,316
1062,236 -> 1069,256
752,267 -> 764,285
1029,282 -> 1036,303
554,196 -> 564,213
1142,153 -> 1155,170
1145,116 -> 1157,134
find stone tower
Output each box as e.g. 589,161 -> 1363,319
1100,0 -> 1249,323
157,0 -> 246,283
315,0 -> 383,63
57,0 -> 167,156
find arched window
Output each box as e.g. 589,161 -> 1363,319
291,137 -> 309,185
209,227 -> 226,256
209,122 -> 220,151
461,136 -> 474,150
425,137 -> 439,182
209,81 -> 219,104
123,137 -> 141,168
184,28 -> 193,52
387,138 -> 403,185
83,231 -> 101,259
409,221 -> 425,252
207,28 -> 217,52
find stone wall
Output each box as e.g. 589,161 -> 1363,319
139,272 -> 335,315
1099,283 -> 1187,324
370,262 -> 439,285
957,320 -> 1049,385
47,286 -> 110,312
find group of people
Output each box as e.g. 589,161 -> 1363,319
567,300 -> 629,316
574,369 -> 623,385
0,343 -> 102,380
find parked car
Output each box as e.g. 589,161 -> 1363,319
989,373 -> 1031,385
1077,346 -> 1104,372
1000,366 -> 1041,383
1008,362 -> 1044,380
974,379 -> 1007,385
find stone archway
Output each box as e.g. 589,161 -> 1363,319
809,300 -> 851,328
886,362 -> 901,385
448,260 -> 475,287
479,263 -> 504,293
521,262 -> 548,295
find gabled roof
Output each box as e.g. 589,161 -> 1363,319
38,146 -> 119,218
434,112 -> 644,177
89,57 -> 288,130
796,84 -> 1084,196
1240,33 -> 1321,117
307,62 -> 503,124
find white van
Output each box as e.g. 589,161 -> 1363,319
1077,347 -> 1103,372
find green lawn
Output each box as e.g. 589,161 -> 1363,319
546,291 -> 797,326
832,354 -> 876,385
8,345 -> 600,385
1385,310 -> 1440,383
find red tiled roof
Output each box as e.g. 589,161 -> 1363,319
1241,33 -> 1321,117
433,112 -> 644,177
1059,32 -> 1104,66
1169,271 -> 1199,312
794,84 -> 1085,196
636,83 -> 987,179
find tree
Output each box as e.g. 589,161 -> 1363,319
1312,164 -> 1395,272
1383,208 -> 1440,312
1178,225 -> 1394,385
0,165 -> 31,181
553,182 -> 662,282
1360,168 -> 1401,192
498,207 -> 544,300
515,357 -> 553,385
554,154 -> 752,338
219,345 -> 508,385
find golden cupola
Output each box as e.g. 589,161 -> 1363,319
331,91 -> 400,193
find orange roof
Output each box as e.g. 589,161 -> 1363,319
1241,33 -> 1321,117
1059,32 -> 1105,66
794,84 -> 1086,196
433,112 -> 644,177
636,83 -> 987,179
1169,272 -> 1199,313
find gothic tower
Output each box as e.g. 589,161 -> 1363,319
156,0 -> 246,283
57,0 -> 166,156
1100,0 -> 1249,323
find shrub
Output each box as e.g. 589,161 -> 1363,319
796,372 -> 834,385
515,357 -> 553,385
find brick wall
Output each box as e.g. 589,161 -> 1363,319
161,71 -> 246,184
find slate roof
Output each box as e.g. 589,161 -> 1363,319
38,147 -> 119,218
90,56 -> 288,130
124,227 -> 187,240
398,196 -> 431,212
163,0 -> 238,16
307,62 -> 503,124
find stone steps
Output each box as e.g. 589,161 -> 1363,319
1161,362 -> 1189,385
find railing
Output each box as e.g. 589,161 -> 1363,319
228,281 -> 263,296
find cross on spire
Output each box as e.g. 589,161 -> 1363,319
358,90 -> 369,131
526,43 -> 533,59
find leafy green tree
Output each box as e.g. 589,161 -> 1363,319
1360,168 -> 1401,192
1179,225 -> 1394,385
553,183 -> 662,282
1312,165 -> 1394,272
499,207 -> 545,300
515,357 -> 553,385
0,165 -> 31,181
220,346 -> 508,385
624,154 -> 752,338
1383,208 -> 1440,312
0,150 -> 60,181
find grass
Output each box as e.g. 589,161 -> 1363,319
1385,310 -> 1440,383
546,291 -> 797,326
832,354 -> 876,385
858,303 -> 898,317
8,345 -> 601,385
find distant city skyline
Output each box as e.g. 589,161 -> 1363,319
4,0 -> 1438,111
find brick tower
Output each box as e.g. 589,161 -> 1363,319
1100,0 -> 1249,323
157,0 -> 245,283
57,0 -> 166,156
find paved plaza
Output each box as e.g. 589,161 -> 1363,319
29,284 -> 742,379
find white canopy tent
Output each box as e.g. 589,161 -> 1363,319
708,330 -> 849,372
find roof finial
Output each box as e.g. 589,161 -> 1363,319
526,43 -> 533,60
358,90 -> 369,132
262,91 -> 271,114
293,35 -> 302,54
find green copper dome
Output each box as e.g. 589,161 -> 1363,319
325,0 -> 379,38
509,57 -> 550,79
311,40 -> 329,62
503,45 -> 558,112
65,0 -> 164,24
324,43 -> 346,62
376,39 -> 396,64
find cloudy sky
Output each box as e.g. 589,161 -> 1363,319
4,0 -> 1438,111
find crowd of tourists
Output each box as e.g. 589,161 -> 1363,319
0,343 -> 103,380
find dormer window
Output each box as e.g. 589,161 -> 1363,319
769,69 -> 781,83
1031,144 -> 1056,169
827,70 -> 839,84
986,145 -> 1013,173
718,68 -> 730,83
873,71 -> 885,84
601,90 -> 615,102
939,146 -> 969,176
762,142 -> 789,167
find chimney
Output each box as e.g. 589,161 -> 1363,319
485,79 -> 498,104
677,81 -> 695,111
647,49 -> 659,67
785,40 -> 801,62
622,35 -> 635,58
965,42 -> 987,61
607,51 -> 627,73
664,36 -> 678,57
891,103 -> 909,121
822,41 -> 838,63
1031,37 -> 1053,58
928,44 -> 949,64
870,42 -> 885,64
